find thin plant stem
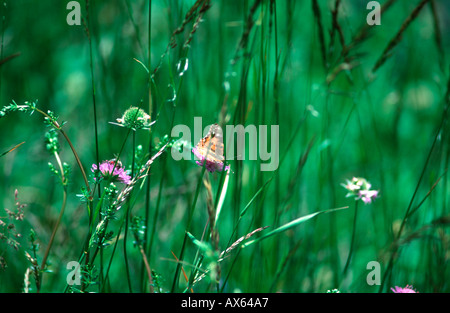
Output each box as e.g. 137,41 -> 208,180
171,165 -> 206,292
123,202 -> 133,292
102,214 -> 125,292
147,157 -> 165,260
142,0 -> 153,291
85,0 -> 100,196
38,151 -> 67,292
122,131 -> 137,293
343,200 -> 358,274
137,241 -> 154,293
6,104 -> 91,196
379,82 -> 450,292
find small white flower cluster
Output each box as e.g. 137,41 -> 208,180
342,177 -> 379,204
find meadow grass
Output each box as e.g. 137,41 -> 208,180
0,0 -> 449,293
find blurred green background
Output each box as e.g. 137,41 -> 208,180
0,0 -> 449,292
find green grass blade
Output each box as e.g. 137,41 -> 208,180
241,206 -> 348,248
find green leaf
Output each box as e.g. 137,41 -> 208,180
186,231 -> 211,253
241,206 -> 348,248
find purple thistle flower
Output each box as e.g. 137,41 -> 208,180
192,146 -> 230,173
391,285 -> 418,293
91,160 -> 132,185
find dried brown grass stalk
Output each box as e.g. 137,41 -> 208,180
390,214 -> 450,253
429,0 -> 445,71
341,0 -> 396,59
23,267 -> 31,293
312,0 -> 327,68
372,0 -> 430,72
191,226 -> 269,286
0,52 -> 21,67
112,143 -> 167,211
329,0 -> 346,57
231,0 -> 263,65
219,226 -> 270,260
152,0 -> 212,77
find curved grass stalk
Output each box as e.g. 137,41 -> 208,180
343,201 -> 358,274
2,102 -> 91,195
38,151 -> 68,292
171,165 -> 207,292
93,144 -> 167,291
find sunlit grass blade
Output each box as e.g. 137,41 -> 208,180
226,176 -> 274,248
241,206 -> 348,248
215,167 -> 231,224
190,226 -> 270,288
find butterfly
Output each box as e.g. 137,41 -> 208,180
192,123 -> 229,173
107,159 -> 123,169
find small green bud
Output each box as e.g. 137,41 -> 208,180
116,106 -> 152,130
45,128 -> 60,154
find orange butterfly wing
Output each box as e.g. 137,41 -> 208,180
195,124 -> 224,163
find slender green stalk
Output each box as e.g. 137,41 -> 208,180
0,2 -> 4,107
122,131 -> 136,293
272,0 -> 281,226
372,0 -> 430,72
226,176 -> 273,249
123,204 -> 133,292
146,157 -> 165,260
85,0 -> 100,188
241,207 -> 347,248
83,0 -> 101,288
379,88 -> 450,292
39,151 -> 68,292
4,103 -> 91,195
171,165 -> 206,292
101,214 -> 125,292
343,200 -> 358,274
142,0 -> 153,291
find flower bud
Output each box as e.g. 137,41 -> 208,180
116,107 -> 152,130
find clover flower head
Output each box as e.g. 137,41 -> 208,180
91,159 -> 132,185
359,189 -> 379,204
391,285 -> 417,293
342,177 -> 379,204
